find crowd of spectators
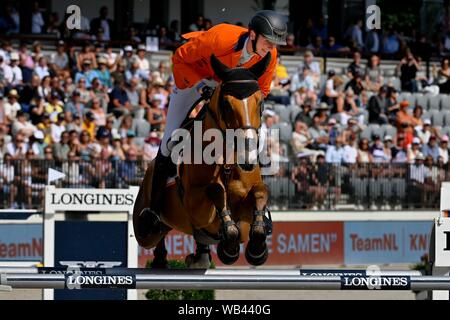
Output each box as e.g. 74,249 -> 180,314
0,6 -> 450,209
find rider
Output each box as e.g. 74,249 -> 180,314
139,10 -> 288,233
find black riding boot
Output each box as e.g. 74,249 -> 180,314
138,150 -> 174,234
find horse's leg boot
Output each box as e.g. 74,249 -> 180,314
138,151 -> 173,234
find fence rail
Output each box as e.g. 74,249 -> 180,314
0,159 -> 447,211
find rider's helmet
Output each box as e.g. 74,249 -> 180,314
248,10 -> 288,46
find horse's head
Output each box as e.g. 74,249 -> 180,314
209,53 -> 271,172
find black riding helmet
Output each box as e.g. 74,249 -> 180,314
248,10 -> 288,49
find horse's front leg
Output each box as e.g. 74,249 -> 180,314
245,183 -> 270,266
205,183 -> 240,265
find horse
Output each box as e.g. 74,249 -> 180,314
133,53 -> 272,268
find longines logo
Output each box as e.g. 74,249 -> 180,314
341,276 -> 410,290
66,275 -> 135,289
50,192 -> 135,206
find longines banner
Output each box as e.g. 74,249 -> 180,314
44,186 -> 139,213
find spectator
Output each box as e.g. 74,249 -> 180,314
109,80 -> 131,117
396,101 -> 418,141
365,29 -> 380,54
0,153 -> 16,207
189,15 -> 205,32
34,57 -> 50,80
75,59 -> 98,88
385,87 -> 400,123
9,52 -> 23,86
62,151 -> 84,187
325,135 -> 345,163
411,105 -> 424,129
51,113 -> 66,143
357,138 -> 372,163
407,137 -> 422,163
422,135 -> 440,162
437,57 -> 450,93
343,134 -> 358,164
90,97 -> 107,127
294,102 -> 313,127
125,58 -> 149,83
135,44 -> 150,73
290,121 -> 322,159
90,6 -> 114,41
31,130 -> 46,159
52,131 -> 70,161
118,149 -> 140,187
291,67 -> 315,94
308,113 -> 329,152
320,70 -> 339,105
347,51 -> 363,79
64,90 -> 85,118
31,1 -> 45,34
368,85 -> 388,124
111,133 -> 126,161
397,49 -> 420,92
279,33 -> 298,55
11,110 -> 36,138
370,134 -> 390,162
45,91 -> 64,119
409,152 -> 426,206
392,134 -> 408,163
91,77 -> 110,112
81,112 -> 97,140
6,132 -> 28,159
344,69 -> 365,96
77,130 -> 93,161
77,43 -> 97,71
383,27 -> 400,57
365,54 -> 383,92
76,77 -> 94,105
3,89 -> 22,124
439,135 -> 449,164
347,19 -> 364,50
96,57 -> 112,89
299,50 -> 320,87
38,75 -> 52,100
143,132 -> 160,161
111,60 -> 126,85
423,155 -> 440,207
126,77 -> 142,110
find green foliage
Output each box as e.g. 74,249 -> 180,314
145,260 -> 215,300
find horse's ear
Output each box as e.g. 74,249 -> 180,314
210,54 -> 230,81
249,52 -> 272,79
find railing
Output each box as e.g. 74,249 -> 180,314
0,160 -> 447,211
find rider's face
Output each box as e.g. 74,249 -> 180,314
249,31 -> 275,57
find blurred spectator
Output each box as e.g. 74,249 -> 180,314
294,102 -> 313,127
383,27 -> 400,57
82,112 -> 96,140
52,131 -> 70,161
125,58 -> 149,83
12,110 -> 36,138
9,52 -> 23,86
344,70 -> 365,96
422,135 -> 440,162
111,133 -> 125,161
370,134 -> 391,163
126,77 -> 142,110
45,91 -> 64,118
320,70 -> 340,105
408,137 -> 422,163
279,33 -> 298,55
34,56 -> 50,80
385,87 -> 400,123
409,152 -> 426,205
96,57 -> 112,89
437,57 -> 450,93
325,135 -> 345,163
146,98 -> 166,133
7,132 -> 28,159
4,89 -> 21,124
290,121 -> 322,159
50,113 -> 65,144
64,90 -> 85,118
109,80 -> 131,117
90,97 -> 106,127
365,54 -> 383,92
357,138 -> 372,163
368,85 -> 388,124
308,113 -> 329,151
397,49 -> 420,92
143,132 -> 160,161
118,149 -> 140,187
290,66 -> 315,95
365,30 -> 380,54
75,59 -> 98,88
77,43 -> 97,71
31,130 -> 46,158
416,118 -> 432,144
439,135 -> 449,164
189,15 -> 205,32
392,134 -> 408,163
343,134 -> 358,164
309,154 -> 328,209
299,51 -> 320,87
0,153 -> 16,206
347,51 -> 363,78
135,45 -> 150,73
31,1 -> 45,34
90,6 -> 114,41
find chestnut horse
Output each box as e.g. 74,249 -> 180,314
133,53 -> 272,267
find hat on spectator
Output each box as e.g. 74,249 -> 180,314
304,50 -> 313,57
72,90 -> 81,96
400,100 -> 410,108
8,89 -> 19,98
57,112 -> 65,120
415,152 -> 425,160
442,135 -> 449,142
97,56 -> 107,65
137,44 -> 147,52
423,119 -> 431,126
384,135 -> 393,142
347,117 -> 357,125
99,130 -> 110,139
57,40 -> 65,46
145,132 -> 161,143
327,69 -> 336,77
10,52 -> 19,61
372,134 -> 381,140
34,130 -> 44,140
412,137 -> 421,144
50,91 -> 60,99
430,135 -> 437,140
317,102 -> 329,110
113,133 -> 122,140
262,109 -> 276,118
124,45 -> 133,52
328,118 -> 337,125
83,59 -> 92,65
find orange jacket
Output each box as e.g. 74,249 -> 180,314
172,23 -> 277,97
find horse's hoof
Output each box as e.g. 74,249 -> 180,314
217,241 -> 240,265
245,241 -> 268,266
185,253 -> 211,269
